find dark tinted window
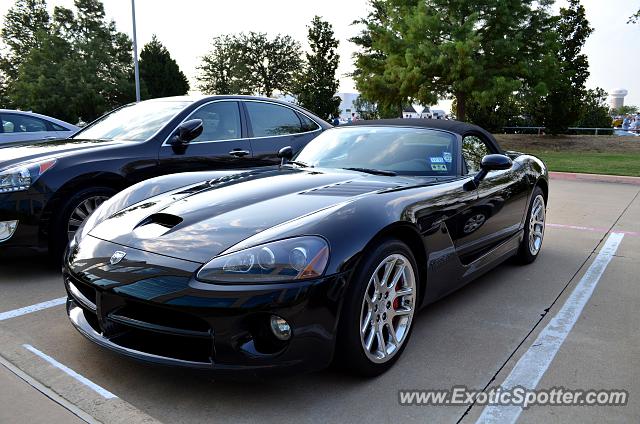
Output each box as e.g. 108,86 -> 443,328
188,101 -> 241,142
462,135 -> 491,174
1,113 -> 48,133
246,102 -> 302,137
297,112 -> 320,132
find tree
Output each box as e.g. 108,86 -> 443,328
576,88 -> 612,132
294,16 -> 341,121
4,0 -> 137,122
351,0 -> 556,121
198,35 -> 250,95
628,8 -> 640,24
0,0 -> 50,80
353,96 -> 378,120
199,32 -> 302,97
612,105 -> 639,115
139,35 -> 189,99
235,32 -> 302,97
528,0 -> 593,134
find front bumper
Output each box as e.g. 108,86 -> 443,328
0,190 -> 49,250
64,236 -> 349,377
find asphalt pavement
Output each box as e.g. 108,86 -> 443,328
0,177 -> 638,424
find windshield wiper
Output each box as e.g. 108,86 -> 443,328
342,167 -> 397,176
286,160 -> 312,168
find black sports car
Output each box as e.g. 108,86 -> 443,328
63,119 -> 548,377
0,95 -> 329,257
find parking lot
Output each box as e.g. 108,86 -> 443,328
0,176 -> 638,424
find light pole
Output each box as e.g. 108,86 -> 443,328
131,0 -> 141,102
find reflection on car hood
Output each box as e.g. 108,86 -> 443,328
0,138 -> 128,169
88,167 -> 430,263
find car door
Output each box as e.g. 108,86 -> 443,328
157,100 -> 257,175
453,133 -> 528,262
0,112 -> 51,143
242,101 -> 321,165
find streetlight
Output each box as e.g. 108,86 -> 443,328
131,0 -> 141,102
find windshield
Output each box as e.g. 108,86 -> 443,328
73,101 -> 191,141
295,126 -> 458,176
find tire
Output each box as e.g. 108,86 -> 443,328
517,186 -> 546,264
49,187 -> 115,261
337,238 -> 419,377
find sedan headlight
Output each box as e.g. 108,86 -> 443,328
0,159 -> 56,193
196,236 -> 330,284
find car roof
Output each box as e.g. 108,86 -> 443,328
344,118 -> 501,152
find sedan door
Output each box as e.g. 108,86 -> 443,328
242,101 -> 322,166
157,100 -> 257,175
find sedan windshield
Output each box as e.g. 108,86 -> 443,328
73,101 -> 191,141
295,126 -> 458,176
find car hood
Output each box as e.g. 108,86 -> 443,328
0,138 -> 129,169
88,167 -> 430,263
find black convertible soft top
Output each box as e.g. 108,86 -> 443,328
345,118 -> 501,152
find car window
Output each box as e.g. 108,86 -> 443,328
296,127 -> 457,176
49,121 -> 69,131
297,112 -> 320,132
74,100 -> 190,141
1,113 -> 48,133
187,101 -> 241,142
246,102 -> 302,137
462,135 -> 491,174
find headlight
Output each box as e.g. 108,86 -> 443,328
196,236 -> 330,284
0,159 -> 56,193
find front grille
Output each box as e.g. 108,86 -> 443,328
109,300 -> 211,337
67,275 -> 97,308
67,274 -> 214,364
107,326 -> 213,363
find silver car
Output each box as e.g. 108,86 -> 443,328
0,109 -> 79,145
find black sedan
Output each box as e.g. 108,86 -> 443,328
63,119 -> 548,377
0,96 -> 329,257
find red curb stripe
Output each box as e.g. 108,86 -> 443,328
550,172 -> 640,186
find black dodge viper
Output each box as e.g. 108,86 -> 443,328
63,119 -> 548,377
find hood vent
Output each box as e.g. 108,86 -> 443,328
300,181 -> 401,197
132,213 -> 183,239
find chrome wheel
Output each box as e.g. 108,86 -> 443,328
360,254 -> 416,364
67,195 -> 109,240
528,195 -> 545,255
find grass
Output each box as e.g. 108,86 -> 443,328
493,134 -> 640,177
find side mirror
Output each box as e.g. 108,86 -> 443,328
277,146 -> 293,167
473,154 -> 512,187
170,119 -> 203,146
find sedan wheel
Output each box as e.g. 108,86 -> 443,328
359,254 -> 416,363
67,195 -> 110,240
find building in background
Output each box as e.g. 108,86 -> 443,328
609,89 -> 628,110
336,92 -> 359,120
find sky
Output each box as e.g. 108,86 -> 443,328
1,0 -> 639,110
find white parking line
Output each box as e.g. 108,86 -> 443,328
475,232 -> 625,424
23,344 -> 117,399
0,297 -> 66,321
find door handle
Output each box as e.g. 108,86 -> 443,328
229,149 -> 250,158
